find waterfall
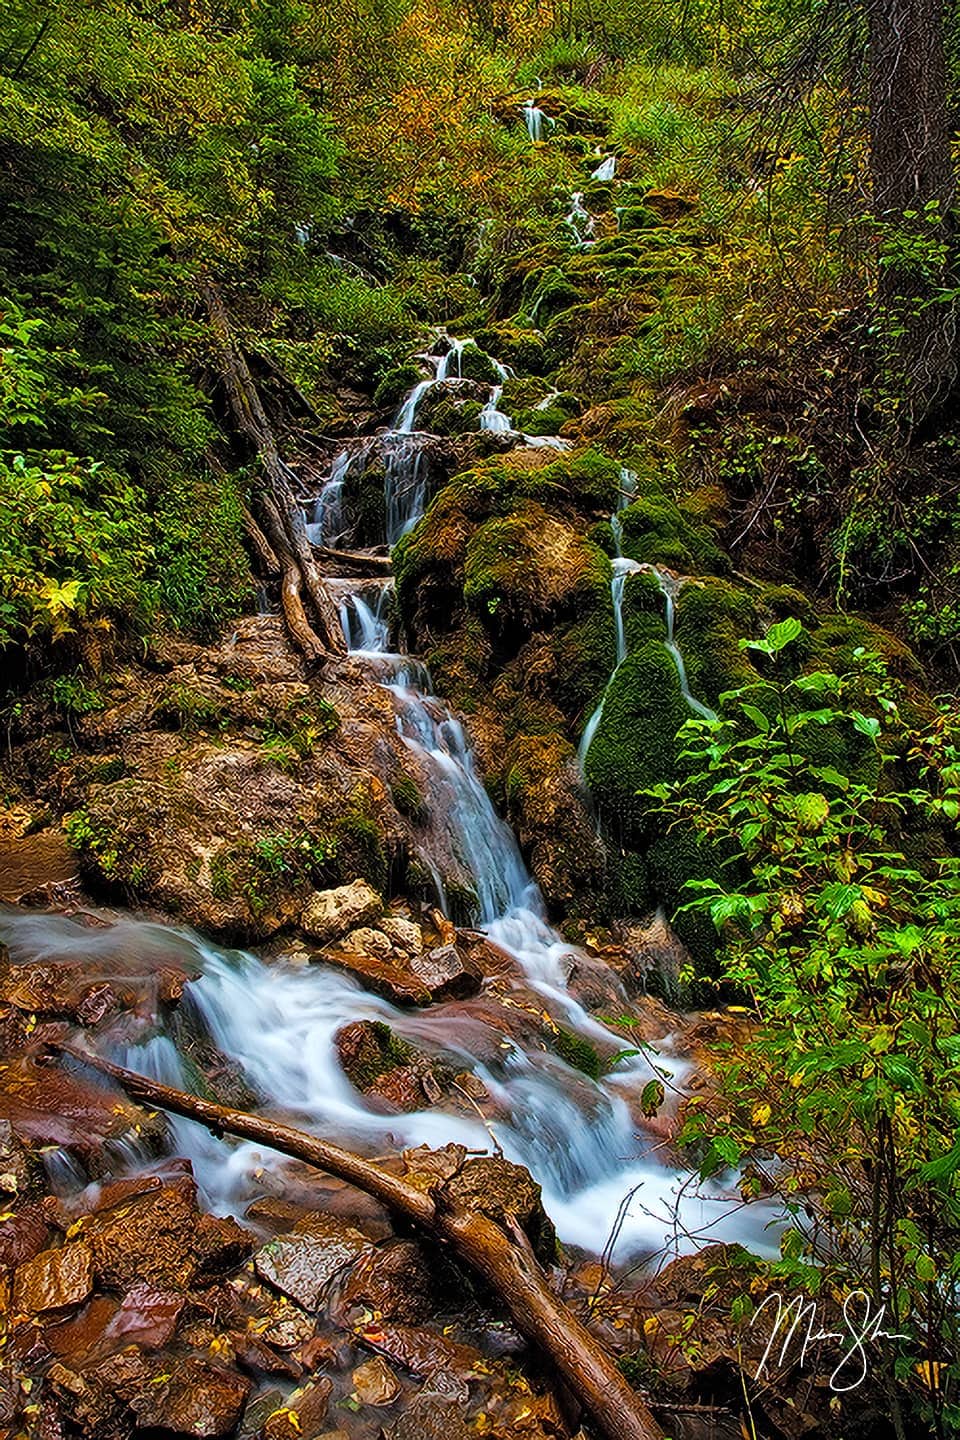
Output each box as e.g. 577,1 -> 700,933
479,385 -> 514,434
384,436 -> 429,544
591,155 -> 616,182
656,573 -> 718,723
522,102 -> 552,142
564,192 -> 595,248
306,449 -> 351,548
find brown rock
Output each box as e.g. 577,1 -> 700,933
259,1378 -> 332,1440
255,1213 -> 373,1311
0,1202 -> 49,1269
231,1329 -> 303,1380
643,187 -> 696,220
408,944 -> 481,1001
13,1242 -> 92,1315
335,1241 -> 435,1324
351,1355 -> 400,1405
383,1392 -> 472,1440
442,1158 -> 556,1264
356,1321 -> 481,1384
103,1281 -> 185,1349
378,915 -> 423,955
135,1357 -> 250,1437
317,949 -> 431,1005
301,881 -> 383,944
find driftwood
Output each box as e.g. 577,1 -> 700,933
202,280 -> 345,662
50,1044 -> 664,1440
311,544 -> 393,577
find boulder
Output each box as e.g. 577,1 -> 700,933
379,915 -> 423,955
134,1357 -> 250,1437
334,1241 -> 436,1324
340,925 -> 393,959
258,1378 -> 332,1440
316,950 -> 431,1006
301,881 -> 383,944
350,1356 -> 401,1406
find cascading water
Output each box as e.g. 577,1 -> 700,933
305,449 -> 351,547
479,385 -> 513,434
564,192 -> 595,248
5,336 -> 773,1268
591,155 -> 616,182
522,102 -> 552,142
657,572 -> 718,723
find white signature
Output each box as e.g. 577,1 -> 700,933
751,1290 -> 910,1391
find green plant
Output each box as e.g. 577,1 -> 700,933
651,618 -> 960,1435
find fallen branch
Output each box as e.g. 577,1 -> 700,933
48,1043 -> 663,1440
311,544 -> 393,576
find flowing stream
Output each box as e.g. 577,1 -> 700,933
3,337 -> 768,1265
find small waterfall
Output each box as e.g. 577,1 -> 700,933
306,450 -> 351,548
394,378 -> 435,434
564,192 -> 595,247
384,436 -> 429,544
339,584 -> 392,653
522,102 -> 552,142
479,385 -> 514,434
591,155 -> 616,182
656,573 -> 718,723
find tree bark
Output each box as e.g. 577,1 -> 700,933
49,1044 -> 664,1440
202,279 -> 346,660
866,0 -> 957,423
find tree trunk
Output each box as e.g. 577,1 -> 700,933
202,279 -> 346,660
866,0 -> 957,424
48,1044 -> 664,1440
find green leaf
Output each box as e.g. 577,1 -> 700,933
765,616 -> 803,652
915,1253 -> 937,1282
917,1141 -> 960,1183
740,703 -> 770,733
640,1080 -> 665,1116
851,711 -> 881,740
819,882 -> 861,920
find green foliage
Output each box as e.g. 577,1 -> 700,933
653,628 -> 960,1432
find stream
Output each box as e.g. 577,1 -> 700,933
0,337 -> 771,1267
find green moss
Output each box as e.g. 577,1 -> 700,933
473,323 -> 547,375
342,457 -> 389,547
674,580 -> 759,704
334,814 -> 388,893
585,641 -> 688,842
373,362 -> 423,410
342,1020 -> 417,1091
500,376 -> 554,411
456,342 -> 501,383
553,1026 -> 602,1080
616,206 -> 658,232
524,266 -> 586,326
391,772 -> 428,824
618,493 -> 727,574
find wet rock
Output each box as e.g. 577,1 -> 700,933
0,961 -> 118,1025
442,1158 -> 556,1264
47,1349 -> 151,1437
0,1202 -> 49,1269
82,1177 -> 253,1291
135,1356 -> 251,1437
335,1241 -> 435,1324
383,1392 -> 472,1440
231,1329 -> 304,1380
351,1355 -> 401,1405
336,1021 -> 447,1113
408,943 -> 481,1001
356,1321 -> 481,1388
13,1241 -> 93,1314
0,1056 -> 153,1157
301,881 -> 383,944
0,1116 -> 36,1197
255,1212 -> 374,1311
317,949 -> 431,1006
258,1378 -> 332,1440
103,1280 -> 184,1349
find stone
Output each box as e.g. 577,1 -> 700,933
351,1356 -> 400,1406
355,1321 -> 481,1385
335,1242 -> 435,1324
83,1179 -> 253,1292
316,950 -> 431,1006
135,1357 -> 250,1437
407,944 -> 481,1001
301,881 -> 382,944
102,1281 -> 184,1349
341,926 -> 393,959
13,1242 -> 93,1315
378,915 -> 423,955
0,1203 -> 49,1269
259,1378 -> 332,1440
383,1393 -> 472,1440
254,1213 -> 373,1311
442,1158 -> 556,1264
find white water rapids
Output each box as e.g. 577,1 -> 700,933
2,338 -> 771,1265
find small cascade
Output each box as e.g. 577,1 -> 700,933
338,583 -> 392,653
384,435 -> 429,544
479,385 -> 514,434
564,192 -> 595,248
655,572 -> 718,723
522,102 -> 551,142
591,155 -> 616,182
394,377 -> 435,434
306,449 -> 351,547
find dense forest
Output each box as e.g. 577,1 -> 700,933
4,1 -> 960,1437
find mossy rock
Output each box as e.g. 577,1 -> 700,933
342,457 -> 388,547
455,342 -> 502,384
501,376 -> 554,411
584,641 -> 688,842
374,363 -> 424,411
674,580 -> 760,705
524,266 -> 587,326
618,492 -> 728,574
473,323 -> 548,375
390,772 -> 428,824
463,502 -> 611,636
810,614 -> 923,682
416,395 -> 484,436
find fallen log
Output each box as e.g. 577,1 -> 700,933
310,544 -> 393,576
48,1043 -> 663,1440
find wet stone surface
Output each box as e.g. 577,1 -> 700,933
254,1213 -> 375,1311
